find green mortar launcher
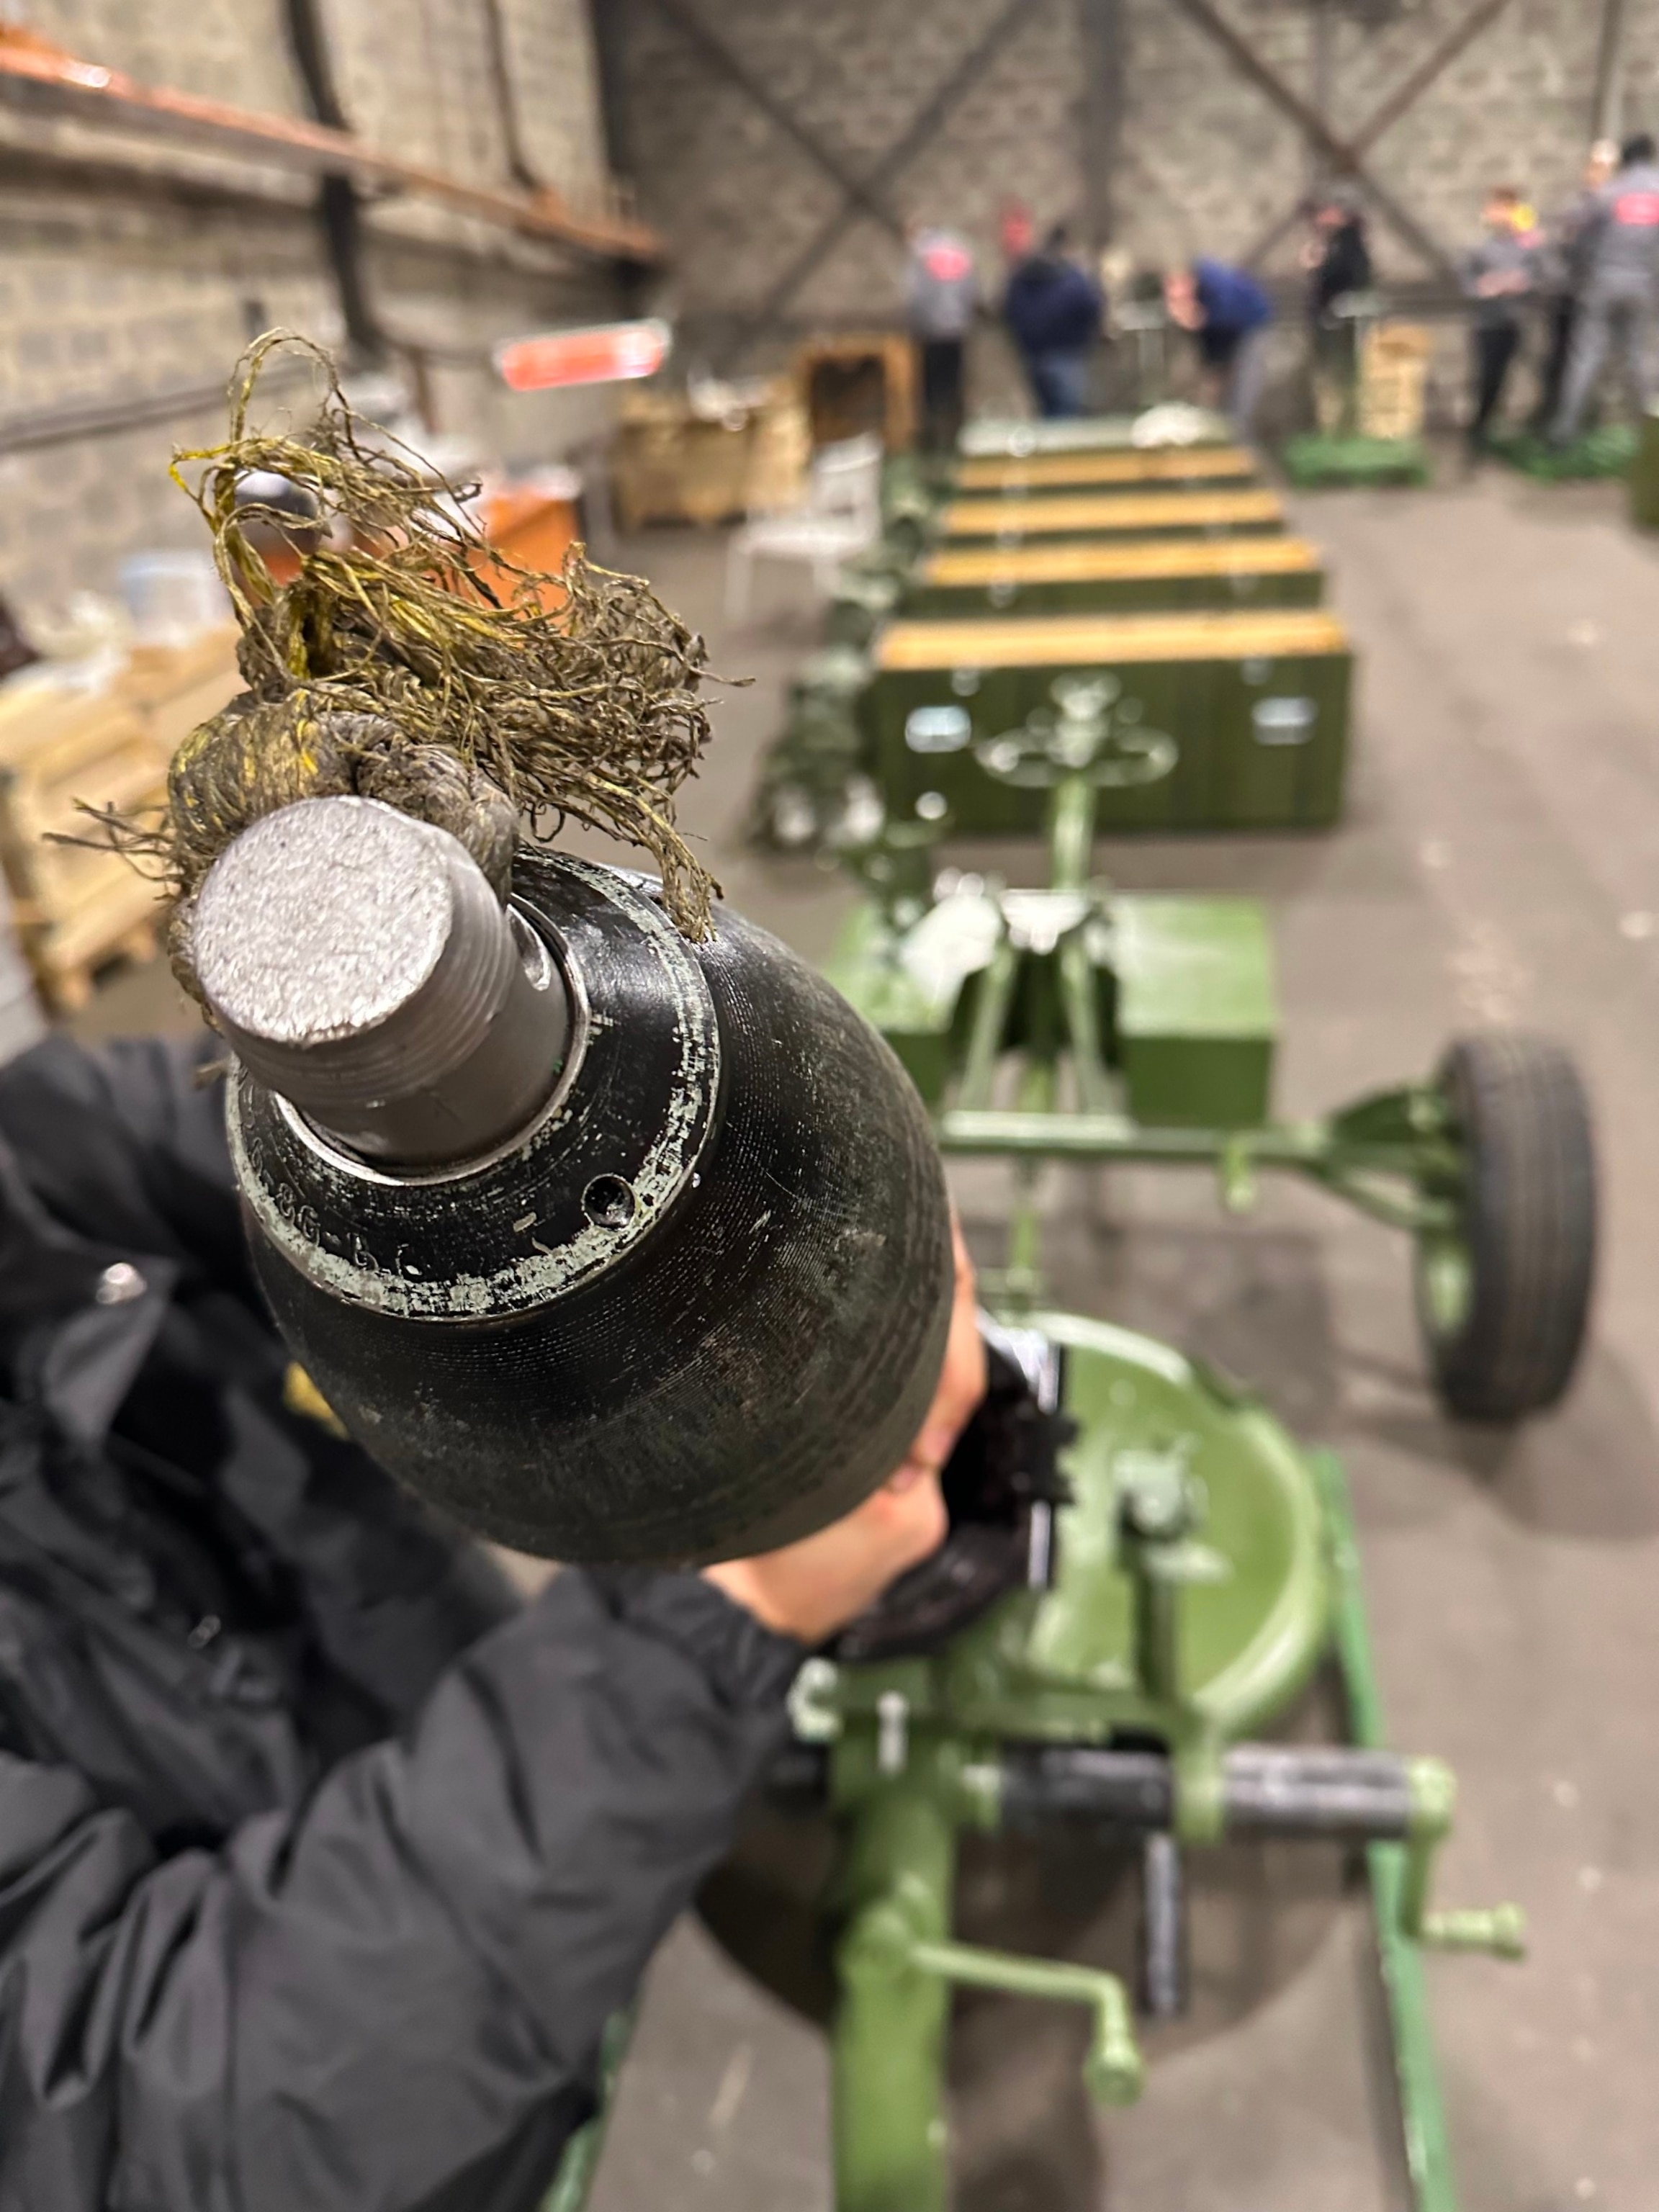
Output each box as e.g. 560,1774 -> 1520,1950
550,699 -> 1597,2212
775,1329 -> 1524,2212
551,1312 -> 1532,2212
825,675 -> 1596,1426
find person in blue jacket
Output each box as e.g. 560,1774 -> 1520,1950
1002,223 -> 1103,418
1165,257 -> 1274,437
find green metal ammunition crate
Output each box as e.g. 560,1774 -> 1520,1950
959,411 -> 1232,457
904,536 -> 1326,619
940,487 -> 1285,544
1115,895 -> 1275,1128
955,446 -> 1258,494
866,608 -> 1353,834
1629,408 -> 1659,528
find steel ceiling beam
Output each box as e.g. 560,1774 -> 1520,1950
1077,0 -> 1125,251
639,0 -> 904,240
0,24 -> 662,264
707,0 -> 1040,367
1592,0 -> 1630,141
1166,0 -> 1465,278
1346,0 -> 1517,156
1236,0 -> 1518,276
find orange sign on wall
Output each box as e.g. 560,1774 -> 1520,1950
495,318 -> 671,393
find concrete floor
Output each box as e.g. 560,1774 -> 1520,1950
79,464 -> 1659,2208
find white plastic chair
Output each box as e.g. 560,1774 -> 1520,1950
725,433 -> 884,622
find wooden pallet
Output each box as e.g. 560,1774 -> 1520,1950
0,627 -> 240,1011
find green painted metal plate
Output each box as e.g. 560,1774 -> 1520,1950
1114,896 -> 1276,1128
1029,1314 -> 1330,1740
832,1314 -> 1331,1748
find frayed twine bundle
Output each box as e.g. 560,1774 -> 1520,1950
86,331 -> 721,997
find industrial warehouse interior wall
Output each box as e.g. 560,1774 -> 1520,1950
608,0 -> 1655,373
0,0 -> 620,620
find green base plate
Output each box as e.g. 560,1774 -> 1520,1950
1486,423 -> 1637,480
1280,433 -> 1433,488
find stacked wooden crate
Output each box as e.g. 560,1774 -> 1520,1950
0,626 -> 240,1010
611,381 -> 809,529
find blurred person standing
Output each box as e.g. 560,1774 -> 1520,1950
1460,185 -> 1534,455
1301,189 -> 1373,431
1164,258 -> 1274,439
1002,223 -> 1103,418
1550,132 -> 1659,446
999,197 -> 1035,269
905,222 -> 979,452
1532,140 -> 1619,431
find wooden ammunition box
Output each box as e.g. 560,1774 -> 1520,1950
940,487 -> 1285,544
955,446 -> 1257,493
865,608 -> 1352,835
905,536 -> 1326,619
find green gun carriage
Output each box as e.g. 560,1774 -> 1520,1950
827,703 -> 1596,1429
670,707 -> 1591,2212
563,683 -> 1594,2212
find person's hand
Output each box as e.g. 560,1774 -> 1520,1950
703,1215 -> 986,1645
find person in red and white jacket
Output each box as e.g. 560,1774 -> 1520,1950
1550,132 -> 1659,444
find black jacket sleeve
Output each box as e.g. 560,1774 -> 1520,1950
0,1567 -> 801,2212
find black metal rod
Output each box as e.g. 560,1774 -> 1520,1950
1140,1831 -> 1185,2018
1002,1743 -> 1415,1841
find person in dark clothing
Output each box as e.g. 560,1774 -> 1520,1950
1002,223 -> 1103,419
1532,139 -> 1619,431
1461,184 -> 1535,454
1303,191 -> 1372,319
1302,190 -> 1374,432
1164,258 -> 1274,437
0,1030 -> 981,2211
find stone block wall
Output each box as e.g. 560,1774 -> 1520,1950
0,0 -> 621,620
608,0 -> 1659,411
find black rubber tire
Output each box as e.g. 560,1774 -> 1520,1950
1416,1033 -> 1596,1423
